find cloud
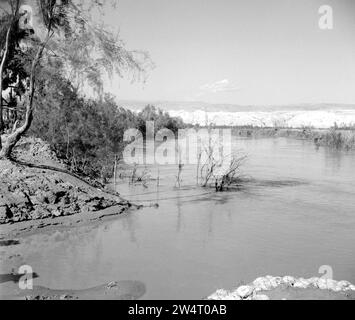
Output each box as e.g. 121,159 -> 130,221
199,79 -> 240,94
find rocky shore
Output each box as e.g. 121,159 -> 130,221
207,276 -> 355,300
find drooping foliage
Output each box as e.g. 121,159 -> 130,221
0,0 -> 153,158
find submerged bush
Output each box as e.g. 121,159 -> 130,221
315,128 -> 355,150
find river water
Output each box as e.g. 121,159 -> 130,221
9,138 -> 355,299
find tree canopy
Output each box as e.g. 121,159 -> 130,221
0,0 -> 152,158
0,0 -> 185,180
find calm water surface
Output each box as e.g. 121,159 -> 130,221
12,138 -> 355,299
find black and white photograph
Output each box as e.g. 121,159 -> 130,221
0,0 -> 355,306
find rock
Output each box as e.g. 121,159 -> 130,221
207,276 -> 355,301
326,279 -> 338,291
293,278 -> 310,289
316,278 -> 328,290
282,276 -> 296,286
52,210 -> 62,218
59,194 -> 72,206
45,191 -> 60,205
0,204 -> 13,222
31,207 -> 51,220
67,203 -> 81,215
262,276 -> 280,289
229,292 -> 242,300
223,293 -> 242,300
313,278 -> 339,291
332,285 -> 343,292
269,276 -> 282,288
207,289 -> 230,300
236,285 -> 254,299
29,195 -> 41,206
253,277 -> 273,291
77,193 -> 92,203
307,277 -> 320,287
337,281 -> 352,290
60,182 -> 74,190
12,190 -> 32,208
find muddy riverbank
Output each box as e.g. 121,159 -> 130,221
0,137 -> 146,300
0,137 -> 134,227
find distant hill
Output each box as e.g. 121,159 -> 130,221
116,100 -> 355,128
117,100 -> 355,113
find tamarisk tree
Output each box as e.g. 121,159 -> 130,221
0,0 -> 151,159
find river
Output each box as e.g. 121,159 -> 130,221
8,137 -> 355,299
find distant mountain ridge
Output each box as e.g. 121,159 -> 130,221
116,100 -> 355,128
117,100 -> 355,113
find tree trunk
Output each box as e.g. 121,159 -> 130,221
0,43 -> 44,159
0,27 -> 11,150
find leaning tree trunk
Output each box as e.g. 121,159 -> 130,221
0,104 -> 34,159
0,44 -> 44,159
0,28 -> 12,149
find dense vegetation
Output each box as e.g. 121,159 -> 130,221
29,77 -> 186,181
232,126 -> 355,150
0,0 -> 185,181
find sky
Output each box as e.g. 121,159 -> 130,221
100,0 -> 355,106
3,0 -> 353,106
